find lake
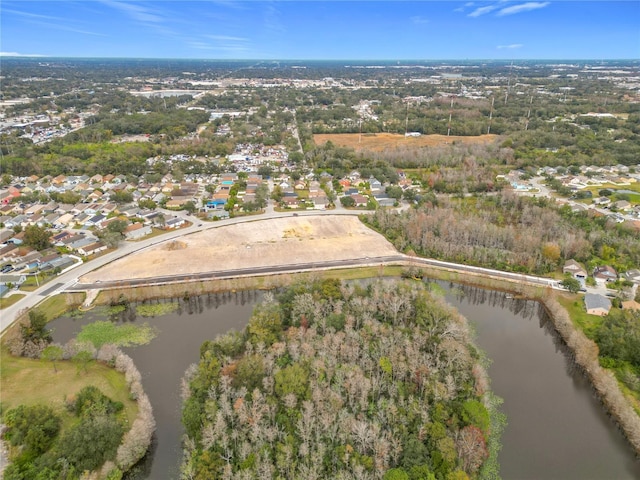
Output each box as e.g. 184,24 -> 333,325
49,283 -> 640,479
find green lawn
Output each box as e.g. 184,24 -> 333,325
0,294 -> 25,309
556,292 -> 602,338
18,274 -> 55,292
0,345 -> 138,429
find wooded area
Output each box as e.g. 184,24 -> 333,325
181,279 -> 499,480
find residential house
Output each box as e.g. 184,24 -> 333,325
0,244 -> 18,262
77,241 -> 107,257
622,269 -> 640,285
369,177 -> 383,193
613,200 -> 631,211
24,204 -> 45,217
54,213 -> 75,228
584,293 -> 612,316
84,214 -> 107,228
593,265 -> 618,285
350,194 -> 369,207
312,197 -> 329,210
57,234 -> 85,247
124,223 -> 152,240
165,217 -> 186,229
563,259 -> 587,280
40,255 -> 76,272
51,231 -> 73,244
0,229 -> 15,243
67,237 -> 96,251
4,215 -> 27,229
0,274 -> 27,288
283,197 -> 300,208
373,194 -> 395,207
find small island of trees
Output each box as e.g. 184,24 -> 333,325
181,279 -> 502,479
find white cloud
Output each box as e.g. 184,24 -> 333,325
205,35 -> 248,42
3,8 -> 66,22
497,43 -> 524,49
411,15 -> 429,25
468,4 -> 500,17
0,52 -> 45,57
497,2 -> 550,16
100,0 -> 164,24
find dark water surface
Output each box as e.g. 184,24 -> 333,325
442,283 -> 640,480
50,291 -> 262,479
49,284 -> 640,479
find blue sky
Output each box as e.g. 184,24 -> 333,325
1,1 -> 638,59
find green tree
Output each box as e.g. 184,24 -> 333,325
138,198 -> 157,210
107,219 -> 129,234
560,277 -> 582,294
274,363 -> 310,401
340,196 -> 355,208
183,201 -> 197,214
23,225 -> 51,251
21,310 -> 52,343
73,349 -> 94,374
58,414 -> 124,472
247,303 -> 282,346
386,185 -> 404,200
4,404 -> 61,455
596,309 -> 640,367
110,190 -> 133,204
41,345 -> 64,373
384,468 -> 410,480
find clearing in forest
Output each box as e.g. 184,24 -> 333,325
314,132 -> 498,152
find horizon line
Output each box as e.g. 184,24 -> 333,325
1,55 -> 639,62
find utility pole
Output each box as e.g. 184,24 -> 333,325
447,97 -> 453,137
487,96 -> 494,135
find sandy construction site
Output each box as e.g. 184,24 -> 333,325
79,216 -> 398,284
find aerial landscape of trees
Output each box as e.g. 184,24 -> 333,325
181,279 -> 500,479
1,56 -> 639,479
364,192 -> 640,276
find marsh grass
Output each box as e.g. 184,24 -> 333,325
77,321 -> 158,348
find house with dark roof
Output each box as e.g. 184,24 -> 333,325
584,293 -> 612,316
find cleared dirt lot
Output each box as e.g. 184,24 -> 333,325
80,216 -> 398,284
314,132 -> 497,152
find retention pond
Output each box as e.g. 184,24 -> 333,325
48,282 -> 640,479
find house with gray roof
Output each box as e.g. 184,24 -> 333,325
584,293 -> 612,316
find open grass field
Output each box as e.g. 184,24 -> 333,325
313,132 -> 498,152
0,294 -> 25,310
0,345 -> 138,427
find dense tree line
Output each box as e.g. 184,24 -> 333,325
181,279 -> 496,479
3,387 -> 124,479
364,192 -> 640,275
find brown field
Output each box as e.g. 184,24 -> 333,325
80,216 -> 398,284
314,132 -> 498,152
